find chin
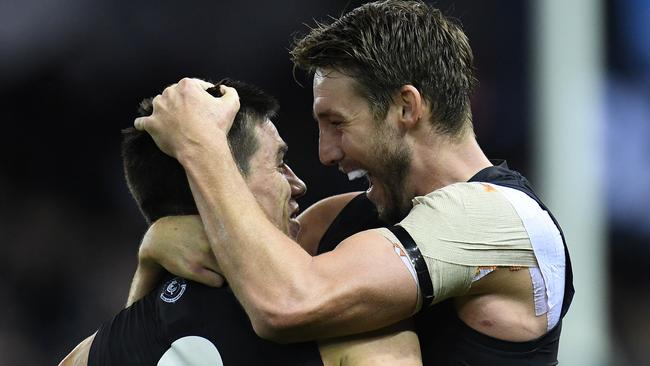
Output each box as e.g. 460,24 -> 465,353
376,199 -> 410,224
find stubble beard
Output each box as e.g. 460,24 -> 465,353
369,124 -> 413,224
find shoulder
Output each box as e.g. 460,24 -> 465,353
319,320 -> 421,366
58,333 -> 95,366
297,192 -> 365,255
415,182 -> 502,204
405,182 -> 517,221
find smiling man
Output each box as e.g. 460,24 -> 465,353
133,1 -> 574,364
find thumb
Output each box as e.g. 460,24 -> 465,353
219,85 -> 240,110
134,116 -> 150,131
192,78 -> 215,90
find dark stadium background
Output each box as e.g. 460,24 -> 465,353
1,0 -> 648,364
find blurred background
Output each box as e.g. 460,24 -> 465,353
1,0 -> 647,364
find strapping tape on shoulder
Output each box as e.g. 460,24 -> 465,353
387,225 -> 434,308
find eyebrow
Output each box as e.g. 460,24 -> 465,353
313,109 -> 346,122
276,143 -> 288,162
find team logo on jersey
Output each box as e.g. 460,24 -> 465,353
160,277 -> 187,303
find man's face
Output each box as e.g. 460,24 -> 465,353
312,68 -> 413,223
246,120 -> 306,239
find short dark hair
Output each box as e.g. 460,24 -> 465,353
290,0 -> 476,136
122,79 -> 279,225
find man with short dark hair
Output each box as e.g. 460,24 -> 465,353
133,1 -> 574,364
59,79 -> 422,365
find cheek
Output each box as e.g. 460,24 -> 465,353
260,176 -> 290,209
341,133 -> 369,159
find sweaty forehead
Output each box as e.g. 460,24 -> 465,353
254,120 -> 287,163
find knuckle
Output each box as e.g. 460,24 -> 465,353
152,94 -> 164,109
179,77 -> 193,88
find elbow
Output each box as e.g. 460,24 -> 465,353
249,297 -> 319,343
250,317 -> 291,343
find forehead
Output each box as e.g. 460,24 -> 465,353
312,68 -> 368,119
250,119 -> 286,164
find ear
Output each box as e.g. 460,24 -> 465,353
396,85 -> 423,130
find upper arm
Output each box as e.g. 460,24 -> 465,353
296,192 -> 362,255
319,319 -> 422,366
59,333 -> 95,366
271,229 -> 419,341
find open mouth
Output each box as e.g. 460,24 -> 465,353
289,201 -> 300,220
346,169 -> 368,181
288,209 -> 301,239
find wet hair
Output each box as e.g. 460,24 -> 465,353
122,78 -> 279,224
291,0 -> 476,136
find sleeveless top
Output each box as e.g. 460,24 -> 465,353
317,161 -> 574,365
89,274 -> 323,365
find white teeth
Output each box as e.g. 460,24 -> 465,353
347,169 -> 368,181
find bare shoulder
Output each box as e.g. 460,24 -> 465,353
319,319 -> 422,366
59,333 -> 95,366
297,192 -> 363,255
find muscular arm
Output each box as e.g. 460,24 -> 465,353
126,217 -> 224,306
126,191 -> 360,307
136,79 -> 418,341
181,138 -> 416,341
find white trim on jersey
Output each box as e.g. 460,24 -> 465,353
491,184 -> 566,330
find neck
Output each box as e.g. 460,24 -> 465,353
408,129 -> 492,196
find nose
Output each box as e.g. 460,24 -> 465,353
285,165 -> 307,198
318,127 -> 343,166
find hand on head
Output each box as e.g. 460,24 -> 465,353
134,77 -> 240,160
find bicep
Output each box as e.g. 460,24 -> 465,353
299,230 -> 419,338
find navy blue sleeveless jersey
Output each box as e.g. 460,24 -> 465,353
88,274 -> 323,365
317,161 -> 574,365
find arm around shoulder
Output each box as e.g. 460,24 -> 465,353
297,192 -> 363,255
251,229 -> 419,342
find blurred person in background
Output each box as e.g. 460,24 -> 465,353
132,1 -> 574,364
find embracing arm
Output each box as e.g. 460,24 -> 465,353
124,190 -> 359,308
135,79 -> 418,341
126,216 -> 224,306
192,165 -> 416,340
181,135 -> 416,341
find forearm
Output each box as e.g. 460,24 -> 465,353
126,259 -> 163,307
135,79 -> 417,340
181,140 -> 318,332
181,142 -> 417,340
